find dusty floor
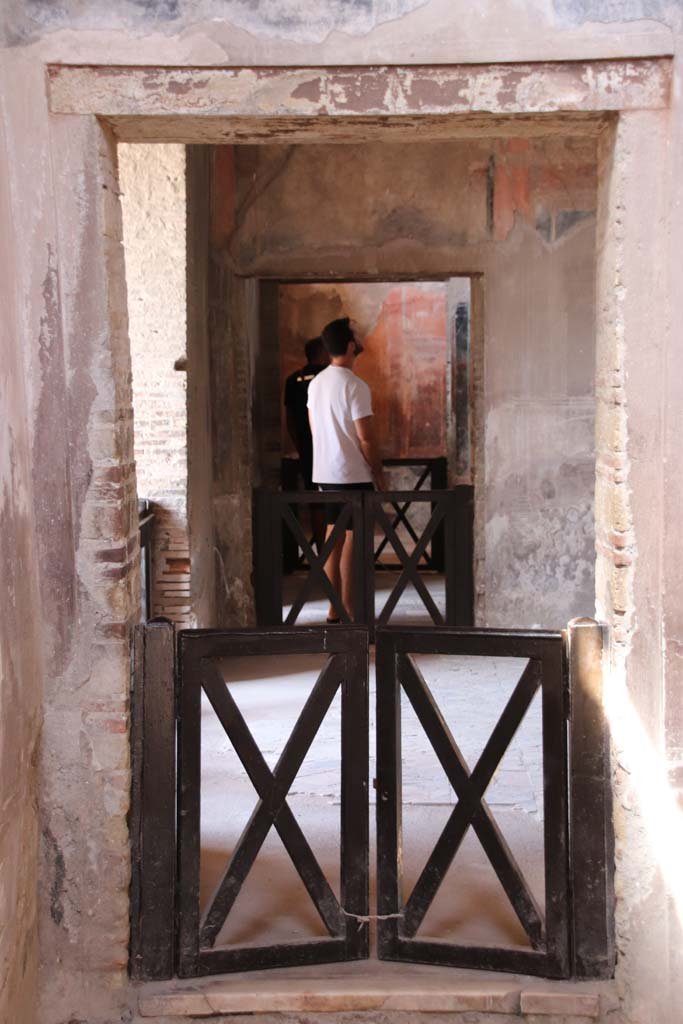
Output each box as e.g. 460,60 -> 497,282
199,574 -> 545,953
283,569 -> 447,627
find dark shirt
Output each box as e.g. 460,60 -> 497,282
284,362 -> 326,464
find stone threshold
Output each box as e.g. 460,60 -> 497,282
138,961 -> 618,1019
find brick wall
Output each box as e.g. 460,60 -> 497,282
119,144 -> 192,627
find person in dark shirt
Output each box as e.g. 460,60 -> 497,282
284,336 -> 329,551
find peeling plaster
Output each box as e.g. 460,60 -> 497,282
47,60 -> 672,119
34,244 -> 77,676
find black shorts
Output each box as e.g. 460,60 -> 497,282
318,482 -> 374,528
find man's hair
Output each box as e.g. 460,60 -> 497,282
304,336 -> 325,363
321,317 -> 354,357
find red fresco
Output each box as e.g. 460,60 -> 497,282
280,282 -> 447,460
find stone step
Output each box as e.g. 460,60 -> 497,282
138,963 -> 618,1020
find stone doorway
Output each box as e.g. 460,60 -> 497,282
111,74 -> 609,985
32,56 -> 673,1021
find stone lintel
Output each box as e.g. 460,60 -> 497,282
48,60 -> 671,126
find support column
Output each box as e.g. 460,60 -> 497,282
38,110 -> 138,1022
595,108 -> 677,1021
207,147 -> 257,627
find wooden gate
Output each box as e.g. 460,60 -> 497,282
254,485 -> 473,636
130,619 -> 614,982
179,626 -> 369,977
376,627 -> 569,977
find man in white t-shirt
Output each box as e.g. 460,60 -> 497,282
307,317 -> 385,622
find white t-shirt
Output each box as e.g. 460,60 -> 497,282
307,366 -> 373,483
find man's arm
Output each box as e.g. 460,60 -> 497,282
354,415 -> 386,489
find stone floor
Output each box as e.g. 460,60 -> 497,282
199,573 -> 546,952
283,569 -> 447,627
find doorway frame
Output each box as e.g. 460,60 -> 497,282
256,273 -> 483,617
39,55 -> 673,997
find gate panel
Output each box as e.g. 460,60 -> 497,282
372,458 -> 448,570
176,626 -> 369,977
376,627 -> 570,978
255,489 -> 366,627
255,487 -> 473,633
366,489 -> 473,632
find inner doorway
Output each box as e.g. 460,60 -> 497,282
254,277 -> 475,631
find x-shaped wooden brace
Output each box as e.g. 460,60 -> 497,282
374,465 -> 432,565
375,500 -> 446,625
281,501 -> 353,625
199,657 -> 345,948
399,654 -> 545,948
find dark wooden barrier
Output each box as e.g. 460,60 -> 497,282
254,484 -> 473,635
365,489 -> 473,633
176,626 -> 369,976
279,456 -> 449,573
375,458 -> 448,570
255,488 -> 367,627
376,626 -> 571,978
128,616 -> 612,981
567,618 -> 616,978
130,621 -> 176,980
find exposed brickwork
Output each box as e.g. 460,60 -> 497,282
593,111 -> 683,1024
151,513 -> 192,623
119,143 -> 192,626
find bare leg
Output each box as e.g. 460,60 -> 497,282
340,530 -> 355,620
323,524 -> 344,620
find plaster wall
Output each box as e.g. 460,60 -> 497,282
0,95 -> 44,1024
119,143 -> 191,626
221,138 -> 597,629
0,58 -> 140,1022
593,107 -> 680,1024
1,5 -> 682,1024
